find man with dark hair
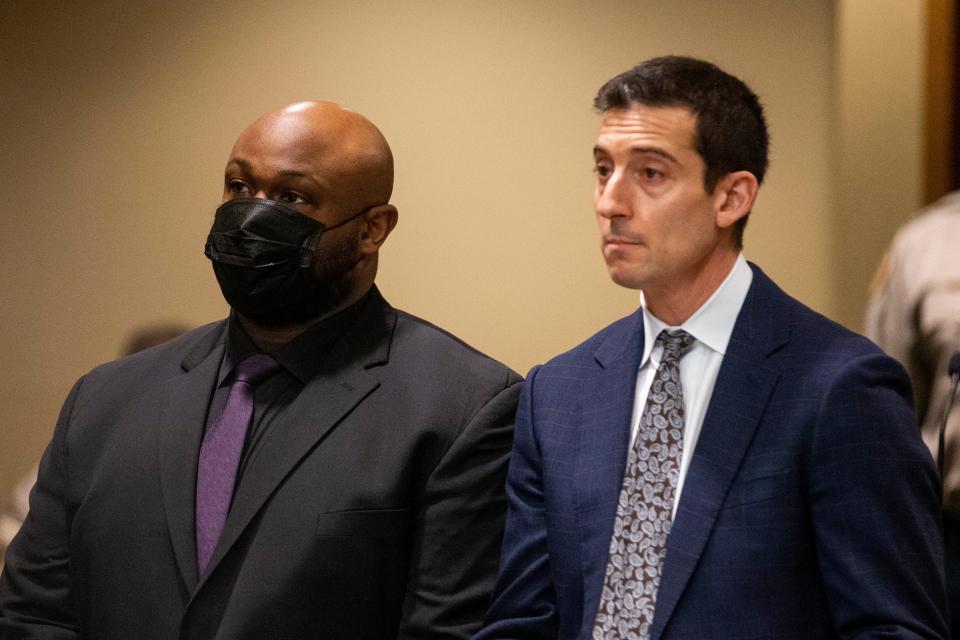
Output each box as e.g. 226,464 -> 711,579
592,56 -> 769,250
476,56 -> 947,639
0,101 -> 521,639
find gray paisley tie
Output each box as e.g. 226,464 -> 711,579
593,329 -> 695,640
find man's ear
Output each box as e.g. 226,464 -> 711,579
714,171 -> 758,230
358,204 -> 398,254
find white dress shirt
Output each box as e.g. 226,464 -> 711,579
630,254 -> 753,518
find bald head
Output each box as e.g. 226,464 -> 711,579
225,101 -> 394,217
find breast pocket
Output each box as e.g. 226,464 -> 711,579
722,469 -> 798,509
312,508 -> 414,618
316,508 -> 412,537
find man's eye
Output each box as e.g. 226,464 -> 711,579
278,191 -> 306,205
642,168 -> 663,180
227,179 -> 251,195
594,164 -> 612,178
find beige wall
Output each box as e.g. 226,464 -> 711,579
0,1 -> 920,502
833,0 -> 926,330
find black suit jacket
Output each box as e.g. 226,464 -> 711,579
0,288 -> 522,639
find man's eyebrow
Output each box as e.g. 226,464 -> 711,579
225,159 -> 324,189
276,169 -> 324,191
630,147 -> 678,163
592,145 -> 679,164
276,169 -> 312,179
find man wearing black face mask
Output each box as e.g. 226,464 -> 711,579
0,102 -> 522,640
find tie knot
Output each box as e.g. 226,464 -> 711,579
233,353 -> 280,386
657,329 -> 695,360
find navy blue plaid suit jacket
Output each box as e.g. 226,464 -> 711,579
477,264 -> 948,639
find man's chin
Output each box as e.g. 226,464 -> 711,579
606,265 -> 645,290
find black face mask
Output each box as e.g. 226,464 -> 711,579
204,197 -> 369,326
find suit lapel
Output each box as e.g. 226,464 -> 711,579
196,291 -> 396,586
651,266 -> 788,640
577,312 -> 645,626
199,364 -> 380,582
158,323 -> 228,592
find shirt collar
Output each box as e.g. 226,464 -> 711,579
639,253 -> 753,366
222,289 -> 372,385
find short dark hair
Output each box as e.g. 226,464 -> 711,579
594,56 -> 769,248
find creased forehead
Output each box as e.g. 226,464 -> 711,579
596,105 -> 698,153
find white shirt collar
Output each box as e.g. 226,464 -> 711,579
639,254 -> 753,365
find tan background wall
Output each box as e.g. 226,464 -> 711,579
0,1 -> 923,503
833,0 -> 926,331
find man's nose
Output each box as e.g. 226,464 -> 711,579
595,173 -> 631,220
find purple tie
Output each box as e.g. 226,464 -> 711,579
195,353 -> 279,576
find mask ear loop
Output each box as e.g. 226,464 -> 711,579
326,203 -> 380,231
296,203 -> 382,269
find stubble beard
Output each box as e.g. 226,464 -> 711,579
245,231 -> 361,329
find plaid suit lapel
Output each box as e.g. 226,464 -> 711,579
651,266 -> 788,640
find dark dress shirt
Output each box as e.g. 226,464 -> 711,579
206,293 -> 369,488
